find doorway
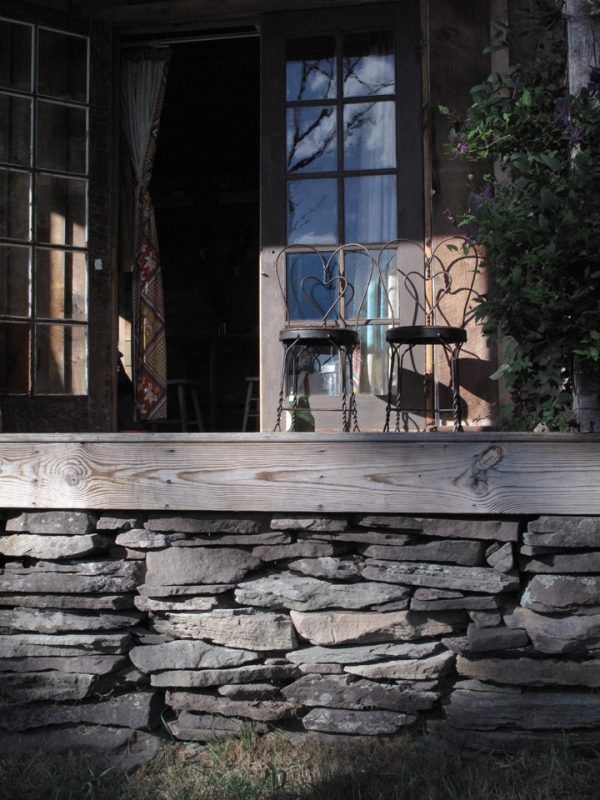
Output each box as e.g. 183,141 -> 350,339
149,35 -> 260,431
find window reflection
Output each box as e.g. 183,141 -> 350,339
286,37 -> 336,102
288,179 -> 337,244
0,245 -> 30,316
287,106 -> 336,173
38,29 -> 88,102
343,31 -> 395,97
344,174 -> 396,243
0,169 -> 30,240
0,94 -> 31,166
0,21 -> 32,92
344,101 -> 395,171
37,101 -> 87,173
36,174 -> 87,247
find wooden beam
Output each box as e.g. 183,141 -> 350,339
0,433 -> 598,514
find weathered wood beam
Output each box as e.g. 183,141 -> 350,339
0,433 -> 598,514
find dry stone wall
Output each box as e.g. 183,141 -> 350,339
1,510 -> 600,759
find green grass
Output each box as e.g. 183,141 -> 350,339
1,731 -> 600,800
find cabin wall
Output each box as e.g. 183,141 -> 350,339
2,507 -> 600,763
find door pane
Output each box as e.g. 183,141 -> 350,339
344,174 -> 397,243
36,249 -> 87,321
0,20 -> 32,92
288,178 -> 337,244
0,322 -> 29,392
343,31 -> 395,97
38,29 -> 88,102
0,245 -> 30,316
0,93 -> 31,166
286,37 -> 336,102
285,251 -> 339,321
0,169 -> 30,240
36,174 -> 87,247
35,323 -> 87,394
37,101 -> 87,173
287,106 -> 336,173
343,101 -> 396,170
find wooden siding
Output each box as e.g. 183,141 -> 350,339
0,433 -> 598,514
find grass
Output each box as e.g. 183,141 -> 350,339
1,730 -> 600,800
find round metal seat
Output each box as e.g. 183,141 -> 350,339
386,325 -> 467,346
279,328 -> 359,348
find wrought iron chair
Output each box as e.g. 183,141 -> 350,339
383,237 -> 480,432
274,243 -> 381,432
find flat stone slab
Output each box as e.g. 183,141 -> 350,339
138,583 -> 234,597
287,640 -> 441,665
521,575 -> 600,614
0,633 -> 131,657
252,542 -> 345,562
355,517 -> 518,542
172,532 -> 292,547
457,654 -> 600,687
299,663 -> 344,674
427,720 -> 600,754
411,592 -> 500,611
0,534 -> 109,559
0,593 -> 134,610
146,547 -> 260,585
345,650 -> 455,681
145,513 -> 265,534
271,515 -> 347,532
289,609 -> 459,646
469,611 -> 502,628
466,625 -> 529,653
485,543 -> 514,572
362,561 -> 519,594
235,572 -> 411,611
299,531 -> 412,545
359,540 -> 484,566
96,513 -> 144,531
528,516 -> 600,537
151,663 -> 299,688
115,530 -> 185,549
149,608 -> 297,651
523,553 -> 600,573
166,691 -> 294,721
171,712 -> 267,741
0,561 -> 142,595
0,608 -> 140,634
5,511 -> 97,535
508,607 -> 600,654
288,557 -> 362,581
446,681 -> 600,730
217,683 -> 280,700
0,671 -> 94,702
0,691 -> 160,732
130,639 -> 259,673
134,595 -> 218,612
302,707 -> 415,735
283,674 -> 438,713
0,655 -> 127,674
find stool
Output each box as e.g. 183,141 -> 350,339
242,376 -> 260,432
151,379 -> 204,432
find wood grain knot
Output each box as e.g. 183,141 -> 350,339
466,445 -> 503,496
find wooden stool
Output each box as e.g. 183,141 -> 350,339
152,379 -> 204,432
242,376 -> 260,432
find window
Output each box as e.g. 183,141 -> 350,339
0,18 -> 89,395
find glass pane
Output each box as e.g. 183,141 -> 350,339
0,322 -> 29,392
287,106 -> 336,174
288,179 -> 337,245
354,323 -> 388,394
0,245 -> 30,316
343,31 -> 395,97
286,37 -> 336,102
343,248 -> 389,321
0,21 -> 32,92
0,169 -> 30,240
37,101 -> 87,173
285,251 -> 339,321
344,101 -> 396,170
36,249 -> 87,321
35,323 -> 87,394
344,175 -> 396,243
38,30 -> 88,102
36,174 -> 87,247
0,93 -> 31,166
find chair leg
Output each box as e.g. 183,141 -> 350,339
384,344 -> 397,432
450,344 -> 464,432
190,385 -> 204,432
177,382 -> 189,433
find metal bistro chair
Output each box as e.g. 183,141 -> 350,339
383,237 -> 480,432
274,243 -> 380,432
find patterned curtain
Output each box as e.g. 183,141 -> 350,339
120,48 -> 170,421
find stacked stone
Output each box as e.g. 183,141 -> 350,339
0,511 -> 160,769
129,512 -> 521,740
430,515 -> 600,754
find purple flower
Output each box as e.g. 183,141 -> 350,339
469,183 -> 495,216
454,139 -> 468,156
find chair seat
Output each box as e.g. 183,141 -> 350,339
386,325 -> 467,346
279,327 -> 359,348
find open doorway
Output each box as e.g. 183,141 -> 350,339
149,35 -> 260,431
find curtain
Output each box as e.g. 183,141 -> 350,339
120,47 -> 170,421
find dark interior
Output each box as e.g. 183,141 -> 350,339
151,36 -> 260,430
